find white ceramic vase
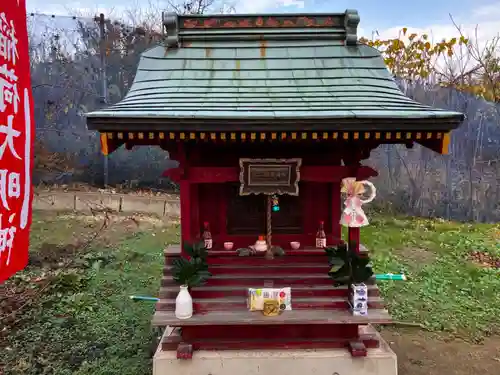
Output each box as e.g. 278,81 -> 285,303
175,285 -> 193,319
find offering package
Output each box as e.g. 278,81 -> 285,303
247,287 -> 292,312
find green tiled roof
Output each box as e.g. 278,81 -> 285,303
86,11 -> 464,131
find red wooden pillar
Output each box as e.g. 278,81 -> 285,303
331,182 -> 341,240
348,227 -> 360,253
173,142 -> 191,255
180,180 -> 191,255
218,184 -> 228,239
190,183 -> 199,239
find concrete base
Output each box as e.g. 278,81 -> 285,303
153,327 -> 397,375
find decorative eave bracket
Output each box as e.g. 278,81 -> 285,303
344,9 -> 360,46
162,12 -> 179,48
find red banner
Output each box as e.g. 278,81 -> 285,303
0,1 -> 35,283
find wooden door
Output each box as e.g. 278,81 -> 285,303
226,184 -> 303,235
226,184 -> 266,235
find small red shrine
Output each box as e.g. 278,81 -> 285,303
86,10 -> 463,359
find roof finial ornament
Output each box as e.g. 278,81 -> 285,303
162,12 -> 179,48
344,9 -> 360,46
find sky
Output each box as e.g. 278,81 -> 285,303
26,0 -> 500,45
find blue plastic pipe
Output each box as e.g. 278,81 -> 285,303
130,295 -> 159,302
375,273 -> 407,281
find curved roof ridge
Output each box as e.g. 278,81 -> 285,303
86,12 -> 464,133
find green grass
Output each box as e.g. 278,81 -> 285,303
1,210 -> 499,374
361,214 -> 500,340
1,211 -> 179,375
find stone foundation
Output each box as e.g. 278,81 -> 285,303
153,327 -> 397,375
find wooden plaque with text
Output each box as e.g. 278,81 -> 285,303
238,158 -> 301,196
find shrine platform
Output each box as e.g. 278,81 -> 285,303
153,245 -> 392,358
153,325 -> 397,375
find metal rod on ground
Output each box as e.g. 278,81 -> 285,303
98,13 -> 109,187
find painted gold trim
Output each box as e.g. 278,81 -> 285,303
100,133 -> 109,155
441,132 -> 451,154
101,131 -> 450,144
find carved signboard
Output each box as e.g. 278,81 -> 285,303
239,158 -> 301,196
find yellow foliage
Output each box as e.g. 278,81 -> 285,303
359,28 -> 500,102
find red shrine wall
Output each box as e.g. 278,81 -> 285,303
178,142 -> 347,250
194,181 -> 341,249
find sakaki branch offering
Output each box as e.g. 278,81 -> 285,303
0,2 -> 35,283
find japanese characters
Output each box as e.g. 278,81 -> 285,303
0,3 -> 34,282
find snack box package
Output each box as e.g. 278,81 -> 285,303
351,300 -> 368,316
350,283 -> 368,301
247,287 -> 292,311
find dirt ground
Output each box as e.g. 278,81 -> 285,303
382,328 -> 500,375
